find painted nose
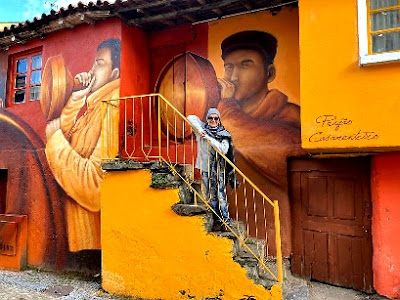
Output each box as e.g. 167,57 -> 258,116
231,67 -> 239,81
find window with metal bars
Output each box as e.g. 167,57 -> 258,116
8,50 -> 42,105
358,0 -> 400,64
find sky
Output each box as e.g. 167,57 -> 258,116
0,0 -> 93,23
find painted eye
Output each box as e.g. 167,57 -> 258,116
224,65 -> 233,72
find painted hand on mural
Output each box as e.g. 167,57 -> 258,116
43,38 -> 121,252
75,71 -> 95,87
69,74 -> 96,101
217,78 -> 235,100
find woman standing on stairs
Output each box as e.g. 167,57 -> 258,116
188,108 -> 233,231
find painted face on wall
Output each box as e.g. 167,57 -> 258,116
223,49 -> 272,102
90,47 -> 119,92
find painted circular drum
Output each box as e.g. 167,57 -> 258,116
155,52 -> 220,139
40,55 -> 83,121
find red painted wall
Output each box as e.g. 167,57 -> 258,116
120,23 -> 150,97
371,153 -> 400,299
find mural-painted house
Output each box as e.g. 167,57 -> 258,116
0,0 -> 399,299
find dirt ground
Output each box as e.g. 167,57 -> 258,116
0,267 -> 390,300
282,264 -> 388,300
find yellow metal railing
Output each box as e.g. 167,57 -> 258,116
101,93 -> 283,283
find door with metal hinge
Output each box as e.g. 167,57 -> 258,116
0,169 -> 7,214
289,158 -> 373,292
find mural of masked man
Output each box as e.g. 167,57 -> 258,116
45,39 -> 120,252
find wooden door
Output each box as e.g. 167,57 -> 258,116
0,169 -> 7,214
289,158 -> 373,292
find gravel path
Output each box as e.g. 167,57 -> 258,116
0,267 -> 390,300
0,269 -> 133,299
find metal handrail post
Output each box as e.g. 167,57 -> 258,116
274,200 -> 283,283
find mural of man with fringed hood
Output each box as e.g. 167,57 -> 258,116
44,38 -> 120,252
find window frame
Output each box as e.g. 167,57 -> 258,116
7,48 -> 42,106
358,0 -> 400,65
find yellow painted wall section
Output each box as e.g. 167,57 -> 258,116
300,0 -> 400,151
101,169 -> 281,300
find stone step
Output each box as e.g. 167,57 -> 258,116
234,255 -> 258,268
178,184 -> 194,204
151,170 -> 182,189
233,256 -> 275,289
177,179 -> 205,204
229,220 -> 246,239
212,231 -> 237,240
258,258 -> 279,281
233,252 -> 280,290
191,179 -> 202,189
232,257 -> 260,285
236,237 -> 266,261
171,203 -> 208,216
201,211 -> 214,232
232,237 -> 277,289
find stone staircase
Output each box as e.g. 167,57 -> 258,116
169,177 -> 278,290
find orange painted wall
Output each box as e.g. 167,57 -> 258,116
299,0 -> 400,151
101,169 -> 282,300
371,153 -> 400,299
